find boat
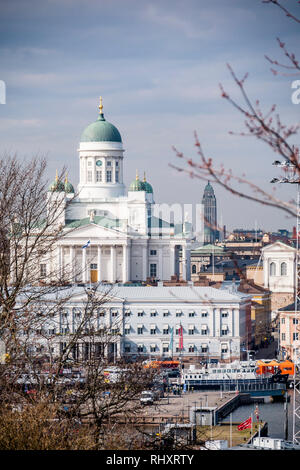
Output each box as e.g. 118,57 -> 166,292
181,361 -> 288,396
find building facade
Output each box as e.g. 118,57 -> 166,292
262,241 -> 296,315
19,285 -> 251,364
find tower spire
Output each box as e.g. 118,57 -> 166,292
143,171 -> 146,182
136,169 -> 139,181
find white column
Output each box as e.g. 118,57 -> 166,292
122,244 -> 129,283
142,245 -> 148,281
158,246 -> 163,280
182,245 -> 187,281
58,246 -> 63,280
70,246 -> 75,283
97,245 -> 102,283
110,245 -> 116,283
170,245 -> 176,279
82,247 -> 87,283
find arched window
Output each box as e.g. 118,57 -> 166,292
270,262 -> 276,276
192,264 -> 197,274
281,262 -> 287,276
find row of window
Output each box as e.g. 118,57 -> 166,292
124,344 -> 210,353
281,317 -> 299,324
124,326 -> 229,336
270,261 -> 287,276
87,169 -> 119,183
282,333 -> 299,341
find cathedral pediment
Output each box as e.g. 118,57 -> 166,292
64,222 -> 128,240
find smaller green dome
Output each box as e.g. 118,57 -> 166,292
129,178 -> 144,191
49,171 -> 65,192
141,173 -> 153,193
63,175 -> 74,193
129,171 -> 144,191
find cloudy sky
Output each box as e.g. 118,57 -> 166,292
0,0 -> 299,232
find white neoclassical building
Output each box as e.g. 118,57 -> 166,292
44,99 -> 192,285
18,285 -> 251,363
262,240 -> 296,314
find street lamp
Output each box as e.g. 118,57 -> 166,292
271,158 -> 300,444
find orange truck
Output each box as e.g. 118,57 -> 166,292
255,359 -> 295,377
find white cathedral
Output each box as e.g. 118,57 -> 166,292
46,99 -> 192,285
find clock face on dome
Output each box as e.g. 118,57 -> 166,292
96,160 -> 102,167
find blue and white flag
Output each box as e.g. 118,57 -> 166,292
82,240 -> 91,249
169,327 -> 174,352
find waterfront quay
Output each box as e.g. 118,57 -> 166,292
121,390 -> 267,448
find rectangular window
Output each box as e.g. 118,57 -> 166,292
115,170 -> 119,183
111,311 -> 118,317
201,346 -> 208,353
189,312 -> 195,317
124,326 -> 130,335
293,318 -> 299,324
201,312 -> 208,318
40,264 -> 46,278
138,311 -> 144,317
137,345 -> 144,353
188,329 -> 194,335
137,327 -> 143,335
124,345 -> 131,353
293,333 -> 299,341
150,345 -> 156,353
115,161 -> 119,167
281,318 -> 285,324
125,311 -> 131,317
222,312 -> 229,318
150,311 -> 157,317
163,327 -> 169,335
221,329 -> 228,336
282,333 -> 286,341
150,327 -> 156,335
96,170 -> 102,182
150,263 -> 157,277
150,250 -> 157,256
107,161 -> 112,167
106,170 -> 112,182
163,345 -> 169,353
201,329 -> 208,336
87,170 -> 93,182
188,346 -> 195,353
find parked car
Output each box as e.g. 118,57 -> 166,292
140,390 -> 154,405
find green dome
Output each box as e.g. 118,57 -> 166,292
141,173 -> 153,194
64,178 -> 74,193
49,175 -> 65,192
49,173 -> 74,193
129,177 -> 144,191
80,112 -> 122,143
142,180 -> 153,194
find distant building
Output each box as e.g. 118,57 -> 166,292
202,182 -> 219,244
262,241 -> 296,315
278,301 -> 300,361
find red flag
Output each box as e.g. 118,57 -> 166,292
237,416 -> 252,430
179,324 -> 183,350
